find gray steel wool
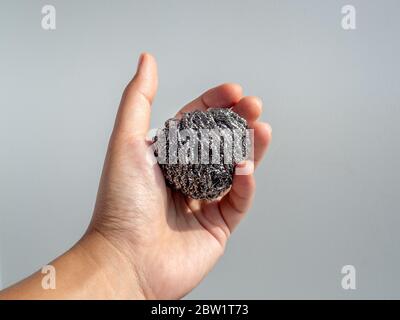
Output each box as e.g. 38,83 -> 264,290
154,108 -> 249,200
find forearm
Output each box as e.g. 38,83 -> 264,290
0,231 -> 144,300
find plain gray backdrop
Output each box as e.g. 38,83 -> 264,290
1,0 -> 400,299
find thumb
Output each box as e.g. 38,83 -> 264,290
113,53 -> 158,138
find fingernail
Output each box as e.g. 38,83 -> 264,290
265,123 -> 272,135
137,53 -> 144,71
236,160 -> 247,168
255,96 -> 263,107
235,160 -> 254,175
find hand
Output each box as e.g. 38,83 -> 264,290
0,53 -> 271,300
87,53 -> 272,299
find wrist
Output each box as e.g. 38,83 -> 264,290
77,230 -> 146,299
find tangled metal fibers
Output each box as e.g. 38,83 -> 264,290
154,108 -> 250,200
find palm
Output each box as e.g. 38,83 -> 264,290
149,194 -> 226,298
119,152 -> 226,299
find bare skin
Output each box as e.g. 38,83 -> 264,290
0,53 -> 271,300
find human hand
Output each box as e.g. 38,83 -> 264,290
86,53 -> 272,299
0,53 -> 271,300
